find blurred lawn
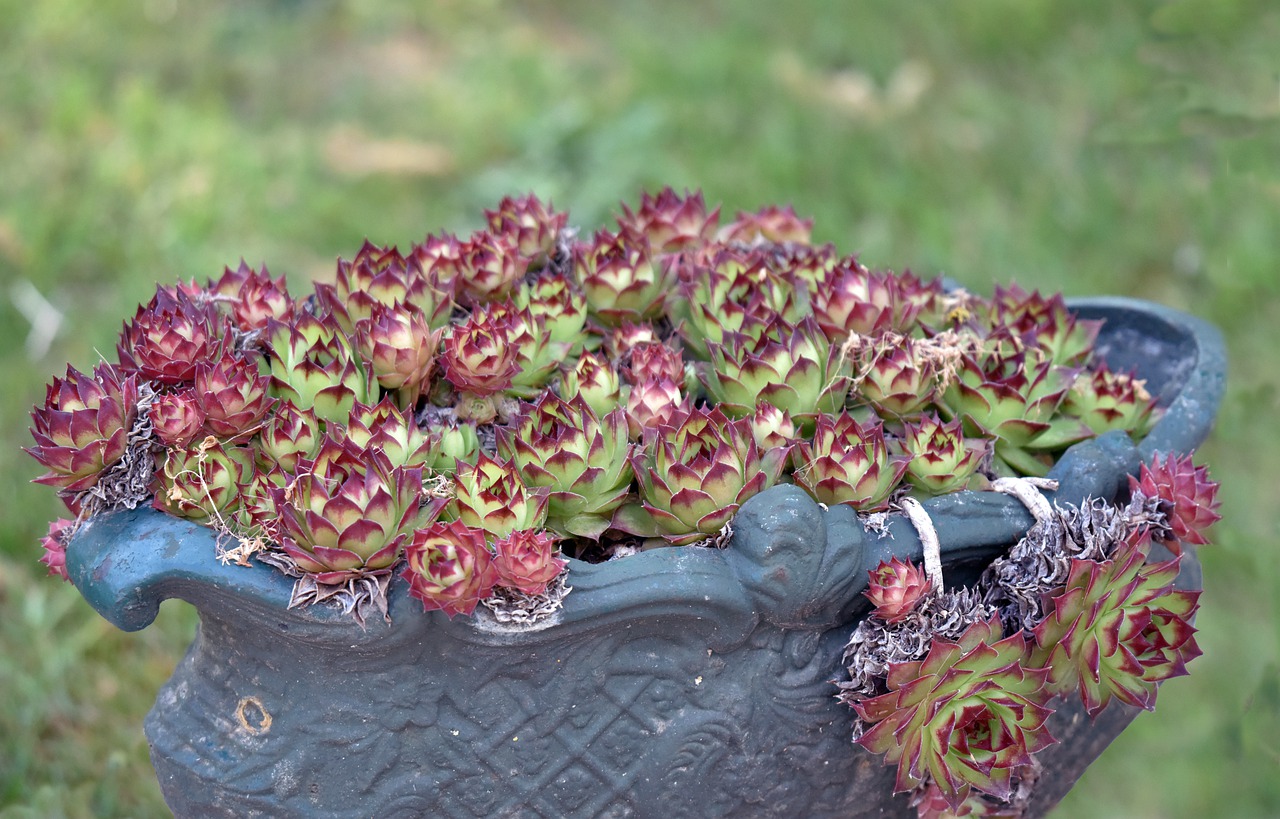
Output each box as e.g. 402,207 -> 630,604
1,1 -> 1277,816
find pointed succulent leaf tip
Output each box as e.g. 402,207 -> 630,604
271,435 -> 425,583
718,203 -> 814,245
485,193 -> 568,261
117,286 -> 230,386
492,529 -> 567,595
792,412 -> 909,512
810,261 -> 923,341
1062,366 -> 1158,438
402,520 -> 499,618
1129,452 -> 1221,549
616,186 -> 720,253
865,558 -> 932,624
855,617 -> 1056,810
1030,534 -> 1201,716
354,300 -> 441,400
572,229 -> 674,326
622,406 -> 787,545
439,305 -> 521,399
497,393 -> 634,539
27,363 -> 139,492
448,453 -> 549,539
194,353 -> 276,439
902,414 -> 987,496
39,518 -> 76,581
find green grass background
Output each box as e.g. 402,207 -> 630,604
1,1 -> 1276,816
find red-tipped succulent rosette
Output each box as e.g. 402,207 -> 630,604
27,363 -> 139,494
792,412 -> 909,512
864,558 -> 932,624
150,389 -> 206,448
339,399 -> 434,470
354,300 -> 441,403
616,186 -> 720,253
625,377 -> 685,440
718,204 -> 814,245
559,351 -> 625,420
989,285 -> 1101,368
1129,453 -> 1221,550
255,401 -> 321,474
264,313 -> 376,424
855,617 -> 1056,811
210,261 -> 295,333
810,262 -> 922,342
620,406 -> 788,545
573,229 -> 674,326
748,403 -> 798,450
1030,534 -> 1201,716
321,241 -> 446,332
485,193 -> 568,262
497,394 -> 635,540
700,314 -> 851,430
453,230 -> 523,308
854,337 -> 941,418
402,520 -> 500,618
117,287 -> 230,387
440,305 -> 521,401
514,273 -> 589,348
901,414 -> 987,496
447,453 -> 550,540
492,529 -> 568,595
194,354 -> 276,439
1061,366 -> 1158,438
271,437 -> 427,583
153,439 -> 256,524
39,518 -> 76,581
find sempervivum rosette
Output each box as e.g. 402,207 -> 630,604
901,414 -> 988,496
792,412 -> 909,512
989,285 -> 1101,368
854,337 -> 941,419
402,520 -> 499,618
864,558 -> 933,624
616,186 -> 719,253
1061,366 -> 1159,438
573,229 -> 674,326
854,617 -> 1056,811
193,354 -> 276,439
319,241 -> 448,332
810,262 -> 921,342
264,313 -> 375,424
497,394 -> 634,539
492,529 -> 567,595
1030,532 -> 1201,716
154,439 -> 255,524
447,453 -> 549,540
27,363 -> 138,494
619,406 -> 788,545
354,301 -> 441,406
439,305 -> 521,422
149,390 -> 205,448
272,437 -> 426,583
700,315 -> 851,429
485,193 -> 567,263
1129,453 -> 1221,550
117,287 -> 230,386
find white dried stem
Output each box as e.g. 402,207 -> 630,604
991,476 -> 1059,524
899,497 -> 943,589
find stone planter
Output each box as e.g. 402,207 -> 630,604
67,297 -> 1223,818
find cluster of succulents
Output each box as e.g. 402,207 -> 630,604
26,187 -> 1174,625
840,452 -> 1220,818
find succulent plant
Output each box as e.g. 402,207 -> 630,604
855,617 -> 1056,810
573,229 -> 674,326
117,287 -> 230,386
810,263 -> 921,342
38,518 -> 75,581
264,314 -> 375,424
1061,367 -> 1158,438
154,438 -> 255,524
401,520 -> 499,618
447,453 -> 549,539
271,438 -> 426,582
792,412 -> 909,512
902,414 -> 987,496
492,529 -> 568,595
619,406 -> 787,545
1030,534 -> 1201,716
194,354 -> 276,439
718,204 -> 813,245
865,558 -> 933,624
616,186 -> 719,253
27,364 -> 139,494
854,337 -> 941,418
1129,453 -> 1221,549
354,301 -> 441,405
497,394 -> 634,539
485,193 -> 567,263
149,390 -> 206,448
440,305 -> 521,407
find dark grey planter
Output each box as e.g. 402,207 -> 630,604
66,297 -> 1223,818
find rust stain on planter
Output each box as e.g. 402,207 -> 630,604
235,696 -> 272,736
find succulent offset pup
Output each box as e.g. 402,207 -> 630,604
27,188 -> 1221,818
